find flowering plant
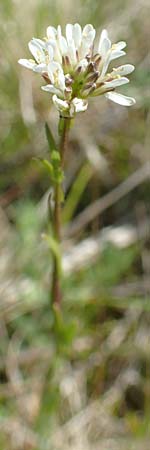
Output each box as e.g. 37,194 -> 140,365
18,24 -> 135,307
19,24 -> 135,117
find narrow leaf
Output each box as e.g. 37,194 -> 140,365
45,122 -> 57,152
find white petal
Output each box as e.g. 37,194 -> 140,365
57,25 -> 68,55
110,50 -> 126,61
52,95 -> 69,111
111,64 -> 135,76
73,23 -> 82,48
98,29 -> 108,49
101,38 -> 111,57
72,97 -> 88,113
33,63 -> 47,73
68,40 -> 77,65
48,61 -> 62,80
80,24 -> 96,58
47,26 -> 57,40
48,60 -> 64,74
41,85 -> 62,95
104,77 -> 129,88
57,25 -> 62,37
28,39 -> 45,63
47,44 -> 54,61
48,62 -> 65,91
32,38 -> 46,49
113,41 -> 126,51
82,24 -> 96,42
58,71 -> 66,91
49,40 -> 62,64
98,29 -> 111,55
66,24 -> 73,43
18,59 -> 36,70
100,52 -> 111,77
105,91 -> 136,106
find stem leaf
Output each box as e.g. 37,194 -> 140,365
45,122 -> 57,153
33,156 -> 53,179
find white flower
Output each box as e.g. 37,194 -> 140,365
52,95 -> 88,117
52,95 -> 69,114
18,24 -> 136,116
18,38 -> 53,73
70,98 -> 88,116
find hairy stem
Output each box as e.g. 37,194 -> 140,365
51,118 -> 70,307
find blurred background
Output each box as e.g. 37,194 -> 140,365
0,0 -> 150,449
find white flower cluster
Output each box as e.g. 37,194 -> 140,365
19,24 -> 135,117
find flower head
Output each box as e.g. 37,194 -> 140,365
18,24 -> 135,117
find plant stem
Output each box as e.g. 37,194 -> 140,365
51,118 -> 70,307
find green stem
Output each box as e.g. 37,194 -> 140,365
51,118 -> 70,307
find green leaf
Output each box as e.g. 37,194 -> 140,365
42,159 -> 53,175
63,162 -> 93,223
33,157 -> 54,179
45,122 -> 57,153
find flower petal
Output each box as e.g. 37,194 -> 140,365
80,24 -> 96,58
104,77 -> 129,88
47,26 -> 57,40
72,97 -> 88,113
66,24 -> 73,43
52,95 -> 69,112
48,61 -> 66,91
49,40 -> 62,64
100,52 -> 111,77
47,44 -> 54,61
57,26 -> 68,55
110,50 -> 126,61
98,29 -> 111,56
82,24 -> 96,42
113,41 -> 126,51
73,23 -> 82,48
98,29 -> 108,49
18,59 -> 36,70
28,39 -> 45,63
48,61 -> 62,79
31,38 -> 46,49
111,64 -> 135,76
105,91 -> 136,106
41,84 -> 62,95
68,40 -> 77,65
33,63 -> 47,73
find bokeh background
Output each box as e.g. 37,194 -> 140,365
0,0 -> 150,449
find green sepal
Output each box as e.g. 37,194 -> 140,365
45,122 -> 57,153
